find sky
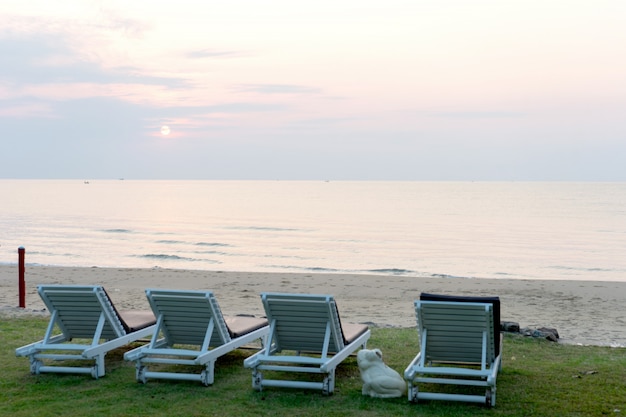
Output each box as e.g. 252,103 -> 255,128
1,1 -> 625,181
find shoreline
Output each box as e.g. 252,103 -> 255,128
1,265 -> 625,347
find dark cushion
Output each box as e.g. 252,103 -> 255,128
117,310 -> 157,333
224,315 -> 269,338
102,287 -> 156,333
341,322 -> 370,344
420,293 -> 501,356
333,301 -> 369,345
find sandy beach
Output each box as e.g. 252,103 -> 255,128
1,265 -> 624,347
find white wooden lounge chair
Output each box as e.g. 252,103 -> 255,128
124,289 -> 269,386
15,285 -> 156,378
404,293 -> 503,407
243,292 -> 371,395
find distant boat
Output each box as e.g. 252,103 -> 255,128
84,181 -> 90,184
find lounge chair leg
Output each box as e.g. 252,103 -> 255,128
322,370 -> 335,395
486,388 -> 496,407
252,369 -> 263,391
136,364 -> 147,384
201,361 -> 215,386
407,384 -> 419,403
29,357 -> 42,375
92,354 -> 105,379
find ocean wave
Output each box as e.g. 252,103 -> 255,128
102,229 -> 133,234
225,226 -> 301,232
367,268 -> 414,276
265,264 -> 341,273
190,250 -> 230,256
134,254 -> 219,264
548,265 -> 616,272
304,266 -> 341,273
27,250 -> 82,259
430,273 -> 474,279
138,254 -> 189,260
195,242 -> 231,247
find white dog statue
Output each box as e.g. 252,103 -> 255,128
357,348 -> 407,398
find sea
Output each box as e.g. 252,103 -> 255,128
1,180 -> 625,283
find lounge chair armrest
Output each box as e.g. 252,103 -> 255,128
320,329 -> 371,372
16,341 -> 45,357
243,348 -> 269,368
16,334 -> 69,357
84,324 -> 155,359
404,352 -> 422,380
124,344 -> 147,362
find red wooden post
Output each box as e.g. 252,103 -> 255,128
18,247 -> 26,308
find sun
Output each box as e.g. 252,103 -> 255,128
160,125 -> 170,135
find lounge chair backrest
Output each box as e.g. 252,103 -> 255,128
405,293 -> 503,406
147,289 -> 231,346
416,300 -> 496,364
38,285 -> 126,340
261,293 -> 345,353
420,293 -> 501,356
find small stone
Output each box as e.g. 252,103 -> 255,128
519,326 -> 559,342
537,327 -> 559,339
501,321 -> 520,333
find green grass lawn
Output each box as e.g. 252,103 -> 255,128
1,317 -> 624,416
